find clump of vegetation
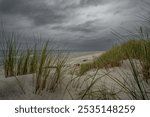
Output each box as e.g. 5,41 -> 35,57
79,39 -> 150,76
78,37 -> 150,100
0,32 -> 21,77
0,29 -> 68,94
34,45 -> 68,94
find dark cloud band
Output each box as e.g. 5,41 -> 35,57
0,0 -> 150,50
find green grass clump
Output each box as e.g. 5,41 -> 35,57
0,30 -> 68,94
34,42 -> 68,94
79,39 -> 150,75
78,39 -> 150,100
0,33 -> 37,77
0,32 -> 21,77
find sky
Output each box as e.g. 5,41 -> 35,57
0,0 -> 150,51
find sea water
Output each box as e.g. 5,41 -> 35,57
0,50 -> 101,65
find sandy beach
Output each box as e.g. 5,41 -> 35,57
0,51 -> 150,100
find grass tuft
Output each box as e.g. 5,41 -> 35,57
79,39 -> 150,77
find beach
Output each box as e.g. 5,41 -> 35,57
0,51 -> 150,100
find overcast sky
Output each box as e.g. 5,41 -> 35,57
0,0 -> 150,51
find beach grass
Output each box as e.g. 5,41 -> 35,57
78,38 -> 150,99
0,30 -> 68,94
0,32 -> 21,77
79,39 -> 150,76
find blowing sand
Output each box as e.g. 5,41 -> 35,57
0,51 -> 150,100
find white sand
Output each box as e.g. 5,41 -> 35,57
0,51 -> 150,100
67,51 -> 104,66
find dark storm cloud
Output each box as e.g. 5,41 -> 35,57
0,0 -> 24,14
80,0 -> 113,6
68,21 -> 106,33
0,0 -> 150,50
52,19 -> 106,33
57,35 -> 116,51
0,0 -> 67,25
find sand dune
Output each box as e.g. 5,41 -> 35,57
0,51 -> 150,100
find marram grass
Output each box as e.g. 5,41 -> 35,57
0,31 -> 68,94
79,39 -> 150,76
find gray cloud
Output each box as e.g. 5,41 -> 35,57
0,0 -> 150,51
0,0 -> 68,26
52,19 -> 106,34
57,35 -> 116,51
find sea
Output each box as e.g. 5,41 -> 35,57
0,50 -> 101,65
